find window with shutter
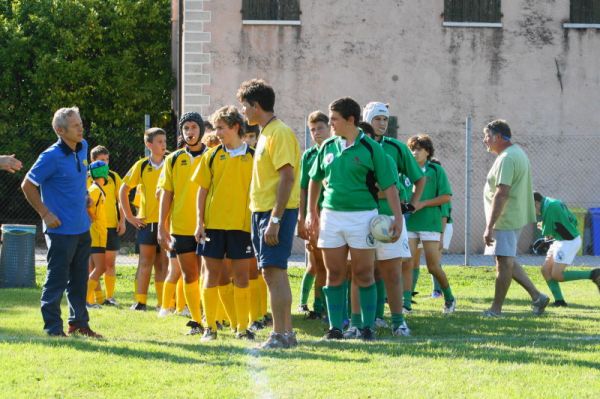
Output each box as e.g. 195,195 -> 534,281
242,0 -> 301,25
443,0 -> 502,28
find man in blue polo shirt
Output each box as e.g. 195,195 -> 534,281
21,107 -> 103,338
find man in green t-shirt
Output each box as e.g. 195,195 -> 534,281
482,119 -> 549,317
534,192 -> 600,306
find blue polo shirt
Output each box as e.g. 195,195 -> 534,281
26,139 -> 90,235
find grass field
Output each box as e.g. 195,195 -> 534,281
1,264 -> 599,398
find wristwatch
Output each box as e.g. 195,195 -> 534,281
271,216 -> 281,224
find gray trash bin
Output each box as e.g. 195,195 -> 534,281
0,224 -> 36,288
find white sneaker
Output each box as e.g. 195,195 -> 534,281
158,307 -> 175,317
342,326 -> 362,339
443,298 -> 456,314
392,321 -> 411,337
531,293 -> 550,316
178,306 -> 191,318
374,317 -> 389,328
402,306 -> 413,315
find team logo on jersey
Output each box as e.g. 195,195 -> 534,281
83,160 -> 88,167
220,154 -> 226,160
324,153 -> 334,165
404,177 -> 411,187
354,156 -> 361,165
557,250 -> 564,262
181,159 -> 188,166
246,245 -> 252,254
366,233 -> 376,247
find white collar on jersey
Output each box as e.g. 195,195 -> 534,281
224,142 -> 248,158
149,158 -> 164,169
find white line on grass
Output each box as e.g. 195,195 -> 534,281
245,347 -> 275,399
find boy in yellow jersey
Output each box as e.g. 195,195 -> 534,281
237,79 -> 301,349
120,128 -> 168,311
192,106 -> 255,341
86,161 -> 109,308
158,112 -> 207,336
88,146 -> 126,306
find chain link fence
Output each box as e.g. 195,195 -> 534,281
2,122 -> 599,264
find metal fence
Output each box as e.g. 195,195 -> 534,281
2,120 -> 599,263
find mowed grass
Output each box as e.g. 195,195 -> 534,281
1,264 -> 599,399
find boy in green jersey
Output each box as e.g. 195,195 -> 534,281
306,97 -> 404,341
406,135 -> 456,314
534,192 -> 600,305
297,111 -> 330,319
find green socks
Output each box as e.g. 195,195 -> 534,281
350,313 -> 363,329
359,283 -> 377,329
299,272 -> 315,305
375,279 -> 386,319
323,281 -> 348,330
411,267 -> 420,292
403,290 -> 412,310
441,286 -> 455,302
563,270 -> 592,281
313,287 -> 324,314
432,266 -> 443,292
546,279 -> 564,301
391,313 -> 405,330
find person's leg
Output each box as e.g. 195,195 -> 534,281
378,258 -> 405,329
422,241 -> 455,311
66,232 -> 92,329
490,255 -> 514,314
178,252 -> 201,324
218,258 -> 236,328
511,259 -> 542,300
299,246 -> 316,310
262,266 -> 293,334
321,246 -> 350,331
542,257 -> 565,303
41,234 -> 75,335
374,264 -> 387,326
247,257 -> 262,325
161,254 -> 181,311
231,258 -> 250,333
153,250 -> 168,308
135,245 -> 157,306
404,239 -> 420,311
312,246 -> 327,316
104,250 -> 117,301
87,252 -> 106,304
201,257 -> 222,331
349,248 -> 376,331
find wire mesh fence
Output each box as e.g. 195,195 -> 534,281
2,122 -> 599,263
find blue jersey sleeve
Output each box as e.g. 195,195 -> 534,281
27,148 -> 58,186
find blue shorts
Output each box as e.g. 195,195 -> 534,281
172,234 -> 197,255
106,228 -> 120,251
197,229 -> 254,259
137,223 -> 159,246
251,208 -> 298,269
485,229 -> 522,257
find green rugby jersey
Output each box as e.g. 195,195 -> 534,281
378,136 -> 424,202
441,201 -> 453,224
300,144 -> 324,210
309,131 -> 395,212
407,161 -> 452,233
378,154 -> 403,216
540,197 -> 579,240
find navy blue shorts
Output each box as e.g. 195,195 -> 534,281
168,250 -> 177,259
251,208 -> 298,269
172,234 -> 197,255
197,229 -> 254,259
90,246 -> 105,254
137,223 -> 159,246
106,228 -> 120,251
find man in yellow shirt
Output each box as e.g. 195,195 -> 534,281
120,128 -> 168,311
237,79 -> 301,349
192,105 -> 255,341
158,112 -> 207,335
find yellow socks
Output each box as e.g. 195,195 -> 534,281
87,279 -> 99,304
234,285 -> 250,332
155,281 -> 164,308
162,282 -> 177,310
135,293 -> 147,305
248,278 -> 260,323
95,285 -> 106,304
183,281 -> 202,323
105,275 -> 116,299
202,286 -> 219,330
218,283 -> 237,328
176,277 -> 185,312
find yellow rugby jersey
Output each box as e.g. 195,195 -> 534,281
250,119 -> 301,212
88,182 -> 107,247
191,143 -> 254,232
87,171 -> 122,228
158,148 -> 205,235
122,157 -> 164,223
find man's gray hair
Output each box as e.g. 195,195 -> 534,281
52,107 -> 80,133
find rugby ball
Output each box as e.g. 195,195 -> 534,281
369,215 -> 393,243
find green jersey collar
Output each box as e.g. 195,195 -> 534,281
337,130 -> 365,152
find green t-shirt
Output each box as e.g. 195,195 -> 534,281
441,201 -> 453,224
484,144 -> 536,230
407,161 -> 452,233
309,131 -> 395,212
378,154 -> 403,216
377,136 -> 424,202
540,197 -> 579,240
300,144 -> 324,210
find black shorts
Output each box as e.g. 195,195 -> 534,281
172,234 -> 197,255
90,246 -> 106,254
105,228 -> 120,251
197,229 -> 254,259
137,223 -> 159,246
168,250 -> 177,259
